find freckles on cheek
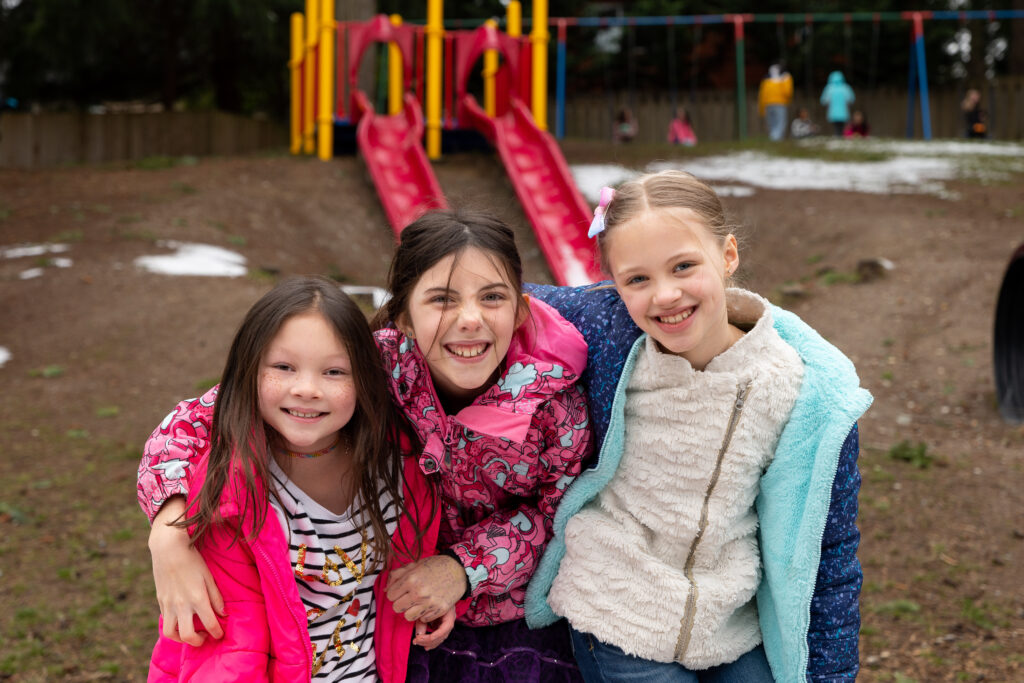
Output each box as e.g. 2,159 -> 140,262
259,372 -> 282,398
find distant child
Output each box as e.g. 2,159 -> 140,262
758,63 -> 794,141
820,70 -> 856,137
140,213 -> 593,681
790,107 -> 819,139
844,109 -> 870,138
667,107 -> 698,146
962,88 -> 987,139
141,277 -> 442,681
614,107 -> 638,143
525,170 -> 872,682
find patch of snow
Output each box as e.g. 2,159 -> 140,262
571,164 -> 640,203
2,243 -> 70,259
19,268 -> 44,280
648,152 -> 958,197
0,347 -> 10,368
712,185 -> 756,197
52,258 -> 73,268
571,139 -> 1024,199
134,241 -> 247,277
804,137 -> 1024,158
556,242 -> 598,287
340,285 -> 390,310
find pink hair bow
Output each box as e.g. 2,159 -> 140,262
587,186 -> 616,238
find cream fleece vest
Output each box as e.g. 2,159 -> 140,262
547,289 -> 803,669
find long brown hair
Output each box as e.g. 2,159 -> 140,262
180,276 -> 413,567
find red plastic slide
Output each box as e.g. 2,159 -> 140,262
460,96 -> 601,286
452,23 -> 600,286
352,91 -> 447,236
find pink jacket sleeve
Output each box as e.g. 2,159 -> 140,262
137,387 -> 218,523
448,383 -> 591,598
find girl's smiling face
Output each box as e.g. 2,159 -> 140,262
606,207 -> 739,370
399,247 -> 525,409
258,312 -> 357,453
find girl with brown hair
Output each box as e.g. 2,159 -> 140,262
142,276 -> 441,681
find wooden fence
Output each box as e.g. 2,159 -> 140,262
2,77 -> 1020,168
0,111 -> 287,168
561,76 -> 1024,143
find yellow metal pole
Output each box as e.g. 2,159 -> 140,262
317,0 -> 334,160
303,0 -> 320,154
483,18 -> 498,116
530,0 -> 549,130
425,0 -> 444,159
388,14 -> 404,115
289,13 -> 304,155
507,1 -> 521,37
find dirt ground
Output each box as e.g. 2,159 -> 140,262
0,141 -> 1022,682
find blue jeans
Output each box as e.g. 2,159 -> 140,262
765,105 -> 788,141
569,628 -> 774,683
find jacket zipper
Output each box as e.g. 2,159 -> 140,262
673,380 -> 752,662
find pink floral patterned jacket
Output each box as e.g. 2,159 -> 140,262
374,296 -> 591,626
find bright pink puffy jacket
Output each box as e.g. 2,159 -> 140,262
146,409 -> 439,683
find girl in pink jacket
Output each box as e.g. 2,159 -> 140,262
142,277 -> 444,681
140,212 -> 593,681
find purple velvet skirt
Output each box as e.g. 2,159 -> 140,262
406,618 -> 582,682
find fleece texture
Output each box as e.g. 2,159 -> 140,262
546,291 -> 804,668
524,284 -> 871,683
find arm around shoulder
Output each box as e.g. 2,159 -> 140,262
138,388 -> 218,522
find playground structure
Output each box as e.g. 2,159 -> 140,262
289,0 -> 601,288
286,6 -> 1024,286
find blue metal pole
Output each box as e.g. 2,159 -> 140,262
912,13 -> 932,140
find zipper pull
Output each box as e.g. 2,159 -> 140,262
735,381 -> 751,410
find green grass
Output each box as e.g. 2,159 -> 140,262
135,155 -> 199,171
961,598 -> 996,630
49,228 -> 84,242
194,376 -> 220,392
820,269 -> 861,286
873,599 -> 922,619
248,267 -> 279,283
29,364 -> 65,378
888,440 -> 934,469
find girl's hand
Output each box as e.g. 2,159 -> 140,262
412,607 -> 456,651
386,554 -> 467,623
148,496 -> 225,646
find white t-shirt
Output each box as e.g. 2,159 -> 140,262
268,459 -> 399,681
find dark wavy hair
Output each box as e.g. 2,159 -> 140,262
373,208 -> 528,337
180,276 -> 418,567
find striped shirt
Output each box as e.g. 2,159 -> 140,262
268,459 -> 399,681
